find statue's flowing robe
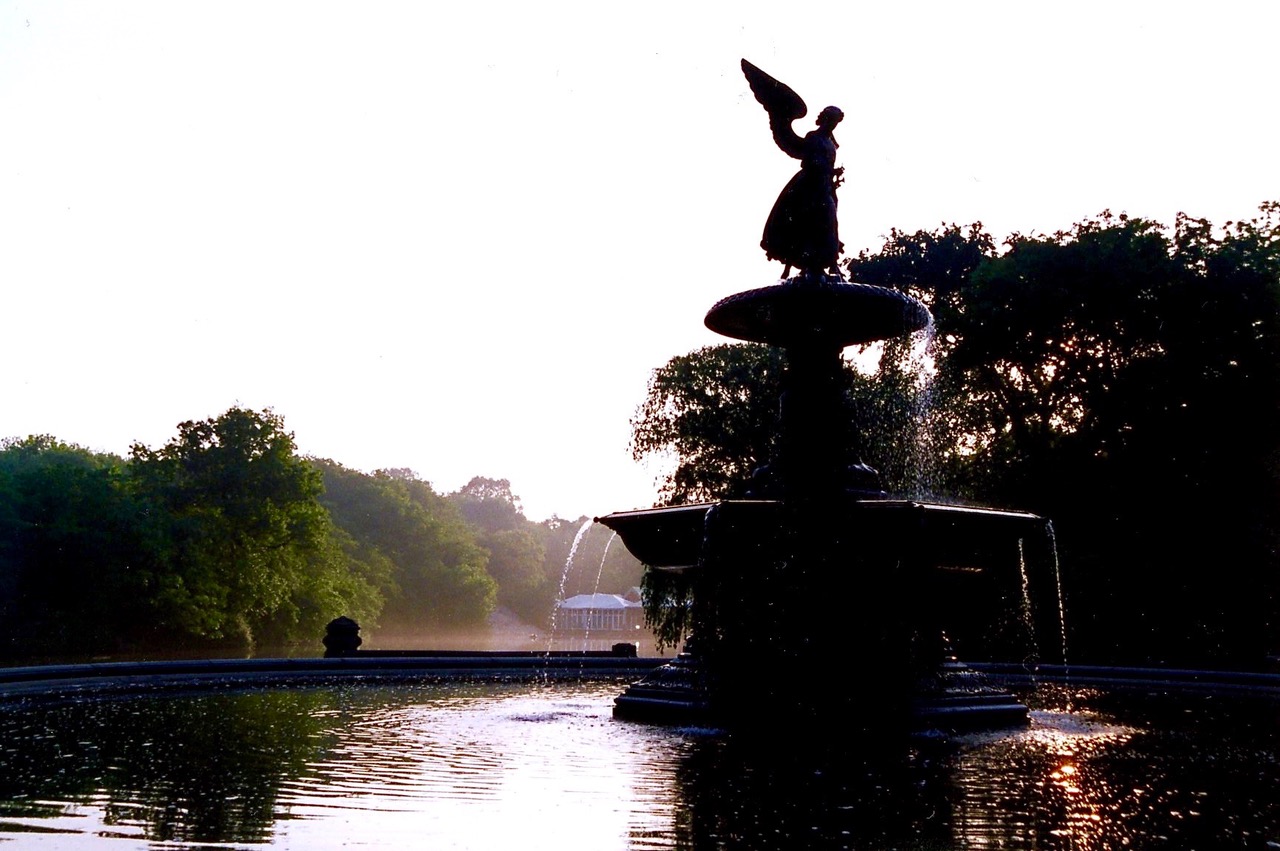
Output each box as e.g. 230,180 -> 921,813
761,130 -> 841,273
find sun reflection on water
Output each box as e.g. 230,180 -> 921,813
270,685 -> 692,850
947,700 -> 1147,849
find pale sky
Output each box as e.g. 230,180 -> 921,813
2,1 -> 1276,520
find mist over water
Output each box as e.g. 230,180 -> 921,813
342,610 -> 672,658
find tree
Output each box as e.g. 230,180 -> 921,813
0,437 -> 151,654
851,207 -> 1280,663
630,342 -> 931,505
540,516 -> 644,601
0,427 -> 385,656
481,527 -> 549,623
450,477 -> 527,533
445,477 -> 554,623
445,480 -> 647,628
630,344 -> 786,505
314,461 -> 495,633
847,222 -> 1000,498
128,408 -> 378,646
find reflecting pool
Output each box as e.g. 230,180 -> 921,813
0,679 -> 1277,849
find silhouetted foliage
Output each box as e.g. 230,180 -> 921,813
3,203 -> 1273,666
867,208 -> 1279,664
878,207 -> 1280,663
631,344 -> 786,505
640,568 -> 693,652
631,342 -> 932,506
0,436 -> 151,654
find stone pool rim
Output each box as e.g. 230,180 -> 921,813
0,653 -> 667,700
2,656 -> 1280,703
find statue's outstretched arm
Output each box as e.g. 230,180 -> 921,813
742,59 -> 807,160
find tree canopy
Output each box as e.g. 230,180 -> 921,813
630,344 -> 785,505
0,411 -> 386,655
127,408 -> 352,644
315,461 -> 495,633
852,207 -> 1280,662
0,410 -> 500,657
0,436 -> 145,653
630,343 -> 931,506
0,409 -> 650,660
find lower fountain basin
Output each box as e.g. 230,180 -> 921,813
1,670 -> 1278,849
598,499 -> 1048,730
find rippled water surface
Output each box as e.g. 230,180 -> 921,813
0,680 -> 1277,849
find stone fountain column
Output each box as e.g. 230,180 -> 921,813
696,275 -> 933,727
706,275 -> 929,500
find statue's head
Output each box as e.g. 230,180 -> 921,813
817,106 -> 844,129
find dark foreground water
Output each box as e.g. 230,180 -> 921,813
0,679 -> 1276,849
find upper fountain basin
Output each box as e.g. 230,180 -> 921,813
705,278 -> 932,348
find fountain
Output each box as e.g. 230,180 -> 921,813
3,60 -> 1277,851
598,60 -> 1043,733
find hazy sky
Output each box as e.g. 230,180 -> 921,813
2,2 -> 1276,520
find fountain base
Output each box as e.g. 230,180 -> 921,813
910,661 -> 1030,731
613,652 -> 1028,732
612,652 -> 713,724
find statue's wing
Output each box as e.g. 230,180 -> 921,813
742,59 -> 807,121
742,59 -> 807,158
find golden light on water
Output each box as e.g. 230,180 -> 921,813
1052,761 -> 1081,794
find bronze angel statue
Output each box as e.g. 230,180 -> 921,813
742,59 -> 845,279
